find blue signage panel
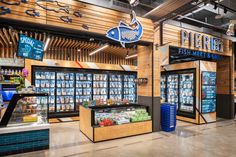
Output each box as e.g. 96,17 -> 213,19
17,34 -> 44,61
106,10 -> 143,48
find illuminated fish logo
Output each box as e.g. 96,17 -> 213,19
106,10 -> 143,48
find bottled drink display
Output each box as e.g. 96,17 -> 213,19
109,74 -> 122,101
56,73 -> 75,112
167,74 -> 178,107
93,74 -> 108,102
35,72 -> 56,112
123,75 -> 136,103
179,73 -> 194,112
201,72 -> 216,113
76,73 -> 92,103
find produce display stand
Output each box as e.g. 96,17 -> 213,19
80,104 -> 152,142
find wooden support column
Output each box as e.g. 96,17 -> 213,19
137,44 -> 161,132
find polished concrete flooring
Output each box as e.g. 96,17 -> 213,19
11,119 -> 236,157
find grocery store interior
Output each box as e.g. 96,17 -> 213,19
0,0 -> 235,157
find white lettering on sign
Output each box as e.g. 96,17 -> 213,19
21,36 -> 34,47
121,31 -> 138,40
180,29 -> 223,52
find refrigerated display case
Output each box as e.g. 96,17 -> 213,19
161,70 -> 196,118
201,72 -> 216,113
124,75 -> 136,103
160,76 -> 166,102
109,74 -> 122,101
166,74 -> 178,108
75,73 -> 92,105
35,72 -> 55,113
93,74 -> 108,102
56,72 -> 75,112
33,66 -> 137,118
179,73 -> 194,113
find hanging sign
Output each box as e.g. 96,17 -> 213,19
106,10 -> 143,48
180,29 -> 224,52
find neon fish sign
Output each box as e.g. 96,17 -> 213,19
106,10 -> 143,48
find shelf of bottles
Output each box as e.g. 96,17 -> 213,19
56,73 -> 75,112
35,72 -> 55,113
201,72 -> 216,113
76,73 -> 92,104
179,73 -> 194,112
167,74 -> 178,108
161,76 -> 166,102
93,74 -> 108,102
109,74 -> 122,101
123,75 -> 136,103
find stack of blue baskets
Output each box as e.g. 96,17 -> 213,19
161,103 -> 177,132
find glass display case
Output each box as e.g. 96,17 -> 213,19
56,72 -> 75,112
123,75 -> 136,103
109,74 -> 122,101
0,93 -> 48,127
93,105 -> 151,127
166,74 -> 178,107
161,75 -> 166,102
76,73 -> 92,104
201,72 -> 216,113
35,71 -> 55,113
93,74 -> 108,101
179,73 -> 194,112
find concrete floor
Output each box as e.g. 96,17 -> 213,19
11,120 -> 236,157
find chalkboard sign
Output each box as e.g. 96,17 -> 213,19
17,34 -> 44,61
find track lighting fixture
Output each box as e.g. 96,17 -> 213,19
128,0 -> 139,7
224,7 -> 227,14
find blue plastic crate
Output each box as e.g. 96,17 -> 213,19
161,103 -> 177,132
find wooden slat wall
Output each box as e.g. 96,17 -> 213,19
0,0 -> 154,43
0,27 -> 136,65
162,24 -> 232,56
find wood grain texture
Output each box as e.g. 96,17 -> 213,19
94,121 -> 152,142
0,0 -> 154,42
79,106 -> 93,141
137,45 -> 152,97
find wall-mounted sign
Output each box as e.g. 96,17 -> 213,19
17,34 -> 44,61
180,29 -> 223,53
169,46 -> 222,64
106,10 -> 143,48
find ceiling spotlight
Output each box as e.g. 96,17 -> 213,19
89,38 -> 94,41
128,0 -> 139,7
77,48 -> 81,52
224,7 -> 227,14
126,51 -> 129,57
226,23 -> 235,36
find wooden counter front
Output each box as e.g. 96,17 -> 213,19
79,105 -> 152,142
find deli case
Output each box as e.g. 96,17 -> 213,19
161,69 -> 196,118
80,104 -> 152,142
33,66 -> 137,118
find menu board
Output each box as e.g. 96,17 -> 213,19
201,72 -> 216,113
17,34 -> 44,61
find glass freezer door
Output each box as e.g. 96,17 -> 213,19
166,74 -> 179,108
109,74 -> 122,101
123,75 -> 136,103
179,73 -> 194,113
161,75 -> 166,102
93,74 -> 108,102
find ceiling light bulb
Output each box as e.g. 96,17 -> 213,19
128,0 -> 139,6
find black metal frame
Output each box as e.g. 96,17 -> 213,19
32,66 -> 137,118
0,93 -> 48,127
161,69 -> 196,119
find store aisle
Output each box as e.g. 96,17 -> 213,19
11,120 -> 236,157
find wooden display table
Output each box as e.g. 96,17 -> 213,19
80,104 -> 152,142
